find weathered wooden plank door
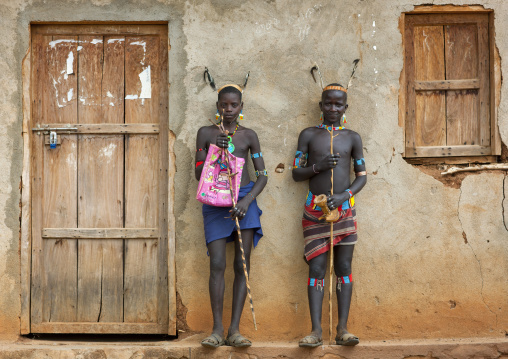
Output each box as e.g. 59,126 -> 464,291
30,24 -> 172,334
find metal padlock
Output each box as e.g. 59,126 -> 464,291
49,131 -> 57,149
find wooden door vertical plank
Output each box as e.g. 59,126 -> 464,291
45,37 -> 78,124
30,33 -> 50,326
42,132 -> 79,323
103,36 -> 125,123
76,34 -> 104,322
77,35 -> 125,323
156,29 -> 171,331
477,17 -> 491,149
100,35 -> 126,322
445,23 -> 480,146
414,25 -> 446,147
41,36 -> 79,323
76,35 -> 103,322
124,36 -> 159,323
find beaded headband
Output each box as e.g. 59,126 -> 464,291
310,59 -> 360,92
204,67 -> 249,94
323,85 -> 347,93
217,83 -> 243,94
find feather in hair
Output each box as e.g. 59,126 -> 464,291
346,59 -> 360,90
204,67 -> 216,91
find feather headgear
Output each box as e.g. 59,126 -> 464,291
204,67 -> 250,94
311,59 -> 360,93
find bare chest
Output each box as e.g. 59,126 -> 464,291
207,130 -> 250,159
308,130 -> 353,160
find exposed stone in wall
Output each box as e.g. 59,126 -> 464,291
176,291 -> 191,336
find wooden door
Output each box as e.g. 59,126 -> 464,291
29,24 -> 172,334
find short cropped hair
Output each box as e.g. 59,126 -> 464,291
218,86 -> 242,101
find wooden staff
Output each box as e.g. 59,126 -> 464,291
327,127 -> 335,344
223,147 -> 257,330
214,116 -> 258,330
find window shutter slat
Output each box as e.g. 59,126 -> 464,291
414,25 -> 446,146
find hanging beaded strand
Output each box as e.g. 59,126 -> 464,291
227,123 -> 240,153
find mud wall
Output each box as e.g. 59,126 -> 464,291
0,0 -> 506,340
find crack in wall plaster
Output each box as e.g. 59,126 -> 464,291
371,148 -> 398,175
458,186 -> 498,324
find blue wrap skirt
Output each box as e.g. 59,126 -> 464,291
202,181 -> 263,247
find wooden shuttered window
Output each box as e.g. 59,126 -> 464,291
403,13 -> 500,159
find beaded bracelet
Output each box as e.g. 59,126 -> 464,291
255,169 -> 268,177
248,192 -> 256,200
345,189 -> 353,198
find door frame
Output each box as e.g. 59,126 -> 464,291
20,21 -> 176,335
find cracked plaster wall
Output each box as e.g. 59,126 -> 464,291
0,0 -> 506,341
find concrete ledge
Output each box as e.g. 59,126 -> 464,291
0,336 -> 507,359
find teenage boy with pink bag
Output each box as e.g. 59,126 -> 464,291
194,71 -> 267,348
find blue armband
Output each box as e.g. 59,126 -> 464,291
251,152 -> 263,159
293,151 -> 308,169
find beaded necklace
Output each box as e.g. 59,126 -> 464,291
316,123 -> 345,131
226,122 -> 239,153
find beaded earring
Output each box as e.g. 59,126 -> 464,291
239,110 -> 244,120
342,113 -> 347,124
215,110 -> 220,121
320,112 -> 323,122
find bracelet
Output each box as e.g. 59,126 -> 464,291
312,164 -> 319,174
255,169 -> 268,177
248,192 -> 256,200
345,189 -> 353,198
195,161 -> 204,168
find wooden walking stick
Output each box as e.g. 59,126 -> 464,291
215,115 -> 258,330
223,148 -> 258,330
327,127 -> 337,344
314,128 -> 340,344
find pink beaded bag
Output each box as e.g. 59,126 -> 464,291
196,144 -> 244,207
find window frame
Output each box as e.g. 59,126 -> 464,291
400,6 -> 500,164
